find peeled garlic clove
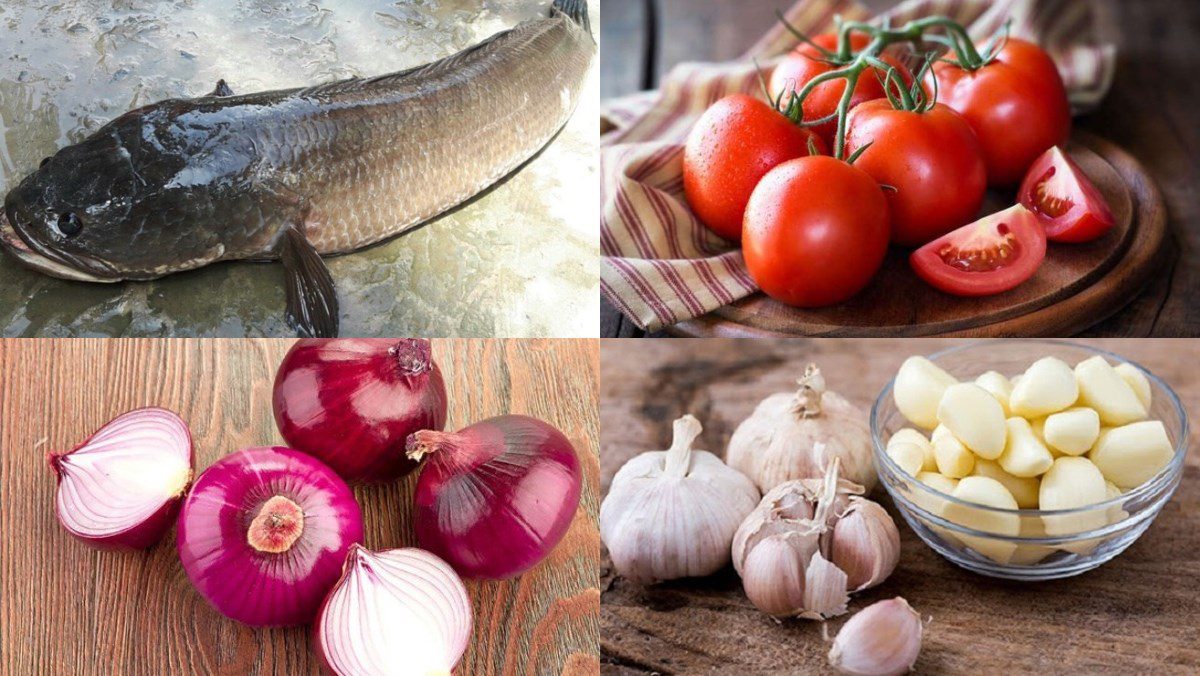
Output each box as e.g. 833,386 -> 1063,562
936,383 -> 1006,459
887,441 -> 925,477
830,497 -> 901,592
1075,356 -> 1148,426
971,460 -> 1040,509
974,370 -> 1014,416
945,476 -> 1019,563
931,425 -> 975,479
1105,480 -> 1129,524
1010,357 -> 1078,418
888,428 -> 935,472
911,472 -> 958,543
1088,420 -> 1174,489
1114,363 -> 1152,410
1042,407 -> 1100,456
893,357 -> 957,429
828,597 -> 923,676
998,417 -> 1053,478
1039,456 -> 1108,538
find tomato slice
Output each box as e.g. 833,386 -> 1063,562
1018,146 -> 1115,243
910,205 -> 1047,297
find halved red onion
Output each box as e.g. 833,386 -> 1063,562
406,414 -> 583,579
49,407 -> 193,549
272,338 -> 448,483
177,447 -> 364,626
316,545 -> 472,675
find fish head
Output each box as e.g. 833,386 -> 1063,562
2,109 -> 230,282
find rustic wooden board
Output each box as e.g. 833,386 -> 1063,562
599,338 -> 1200,674
670,133 -> 1164,338
0,338 -> 600,676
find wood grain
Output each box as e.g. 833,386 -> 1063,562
599,338 -> 1200,674
601,0 -> 1200,338
0,338 -> 600,676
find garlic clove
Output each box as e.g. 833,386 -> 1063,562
1088,420 -> 1174,489
998,417 -> 1053,478
945,476 -> 1019,564
1075,356 -> 1148,426
741,535 -> 811,618
828,597 -> 923,676
974,370 -> 1014,416
893,357 -> 958,430
888,428 -> 936,472
1114,362 -> 1152,410
931,425 -> 975,479
830,497 -> 901,591
970,460 -> 1040,509
1040,456 -> 1108,540
887,441 -> 925,477
936,383 -> 1007,459
1010,356 -> 1078,418
1042,407 -> 1101,456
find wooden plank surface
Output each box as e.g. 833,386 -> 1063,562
0,338 -> 601,675
599,338 -> 1200,674
600,0 -> 1200,337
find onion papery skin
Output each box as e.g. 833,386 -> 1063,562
272,338 -> 448,483
315,545 -> 472,675
409,415 -> 583,580
50,407 -> 194,550
177,447 -> 364,627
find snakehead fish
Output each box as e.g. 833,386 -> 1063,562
1,0 -> 594,337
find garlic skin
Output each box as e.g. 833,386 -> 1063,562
601,415 -> 759,584
727,364 -> 875,492
829,597 -> 923,676
732,460 -> 899,620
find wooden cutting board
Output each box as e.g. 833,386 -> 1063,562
670,131 -> 1169,337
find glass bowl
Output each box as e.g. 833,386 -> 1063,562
872,340 -> 1188,581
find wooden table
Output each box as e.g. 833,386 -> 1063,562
600,0 -> 1200,338
599,338 -> 1200,673
0,339 -> 600,675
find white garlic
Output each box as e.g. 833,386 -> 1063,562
974,370 -> 1014,416
732,460 -> 899,619
1039,456 -> 1108,537
944,476 -> 1019,563
828,597 -> 923,676
893,356 -> 957,429
888,429 -> 936,472
887,441 -> 925,477
601,415 -> 760,584
727,364 -> 875,492
1010,357 -> 1078,418
1114,363 -> 1152,410
931,425 -> 975,479
936,383 -> 1006,459
998,417 -> 1053,478
1088,420 -> 1174,489
971,460 -> 1040,509
1075,356 -> 1147,426
1042,407 -> 1100,456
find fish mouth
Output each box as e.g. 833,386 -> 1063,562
1,201 -> 121,283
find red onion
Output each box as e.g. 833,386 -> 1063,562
177,447 -> 363,626
316,545 -> 472,675
273,338 -> 448,483
406,415 -> 583,579
49,407 -> 193,549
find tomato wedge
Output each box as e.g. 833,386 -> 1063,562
910,204 -> 1046,297
1018,146 -> 1115,243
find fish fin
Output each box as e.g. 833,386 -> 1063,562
208,79 -> 234,97
551,0 -> 591,34
280,225 -> 339,338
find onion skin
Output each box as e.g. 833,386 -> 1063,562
49,407 -> 194,550
315,545 -> 472,675
272,338 -> 448,483
177,447 -> 364,627
409,415 -> 583,580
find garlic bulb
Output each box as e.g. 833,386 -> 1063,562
727,364 -> 874,492
731,460 -> 900,620
828,597 -> 923,676
724,458 -> 897,619
601,415 -> 760,584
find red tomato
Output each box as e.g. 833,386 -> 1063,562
682,94 -> 826,241
1018,146 -> 1115,243
845,100 -> 987,246
910,204 -> 1046,296
927,38 -> 1071,186
770,33 -> 912,143
743,155 -> 890,307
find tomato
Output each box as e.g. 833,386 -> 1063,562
1018,146 -> 1115,243
910,204 -> 1046,296
927,38 -> 1071,186
770,33 -> 911,144
682,94 -> 826,241
743,155 -> 890,307
845,100 -> 987,246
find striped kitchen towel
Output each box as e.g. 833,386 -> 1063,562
601,0 -> 1117,332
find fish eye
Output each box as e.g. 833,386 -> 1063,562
57,212 -> 83,237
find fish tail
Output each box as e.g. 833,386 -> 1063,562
551,0 -> 591,35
